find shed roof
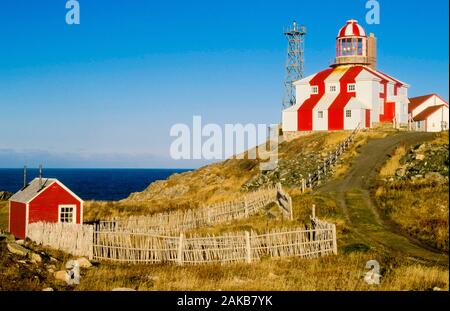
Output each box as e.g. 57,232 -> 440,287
9,178 -> 82,204
408,94 -> 434,113
413,104 -> 446,121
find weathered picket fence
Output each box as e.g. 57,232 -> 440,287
92,220 -> 336,265
300,124 -> 361,192
27,222 -> 94,259
98,184 -> 293,235
26,205 -> 336,265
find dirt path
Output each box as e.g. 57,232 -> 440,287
319,131 -> 448,266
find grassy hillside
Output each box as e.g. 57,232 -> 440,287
83,131 -> 362,221
374,131 -> 449,251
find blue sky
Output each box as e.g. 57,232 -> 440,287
0,0 -> 448,168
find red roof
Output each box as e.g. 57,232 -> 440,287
337,20 -> 367,38
408,94 -> 434,113
413,105 -> 446,121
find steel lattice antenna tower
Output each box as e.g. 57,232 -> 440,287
282,21 -> 306,109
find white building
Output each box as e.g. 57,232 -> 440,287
409,94 -> 449,132
282,19 -> 410,132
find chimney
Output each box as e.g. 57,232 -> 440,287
367,33 -> 377,70
23,164 -> 27,188
38,164 -> 42,188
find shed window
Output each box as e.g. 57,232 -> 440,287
59,205 -> 76,223
346,110 -> 352,118
318,111 -> 324,118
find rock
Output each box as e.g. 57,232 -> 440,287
29,252 -> 42,263
433,287 -> 442,291
47,268 -> 55,274
54,270 -> 69,283
50,257 -> 58,262
42,287 -> 54,291
415,154 -> 425,161
395,167 -> 406,177
112,288 -> 136,291
16,239 -> 25,245
0,233 -> 15,242
76,257 -> 92,268
7,243 -> 30,256
0,191 -> 13,200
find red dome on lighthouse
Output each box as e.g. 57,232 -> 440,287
337,19 -> 367,38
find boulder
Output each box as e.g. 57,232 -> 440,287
415,154 -> 425,161
54,270 -> 69,283
112,288 -> 136,291
7,243 -> 30,256
16,239 -> 25,245
29,252 -> 42,263
0,233 -> 15,242
76,257 -> 92,268
395,167 -> 406,177
42,287 -> 54,291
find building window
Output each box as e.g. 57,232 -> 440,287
329,85 -> 336,92
59,205 -> 76,224
346,110 -> 352,118
311,86 -> 319,94
318,111 -> 323,118
347,84 -> 356,92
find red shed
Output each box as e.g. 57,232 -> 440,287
8,178 -> 83,239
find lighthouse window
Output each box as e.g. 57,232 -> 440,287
346,110 -> 352,118
329,85 -> 336,92
318,111 -> 324,118
347,84 -> 356,92
358,38 -> 363,55
59,205 -> 76,224
311,86 -> 319,94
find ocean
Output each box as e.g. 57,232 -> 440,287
0,168 -> 191,201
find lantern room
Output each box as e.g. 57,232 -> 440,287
333,20 -> 377,69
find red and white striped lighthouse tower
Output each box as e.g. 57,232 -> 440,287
282,19 -> 408,132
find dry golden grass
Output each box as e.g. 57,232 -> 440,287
374,180 -> 449,251
0,201 -> 8,231
379,146 -> 406,177
75,251 -> 448,291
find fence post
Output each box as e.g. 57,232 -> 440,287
245,231 -> 252,263
89,225 -> 94,260
244,199 -> 249,218
308,173 -> 312,189
332,224 -> 337,255
177,233 -> 184,266
288,195 -> 293,221
312,204 -> 316,219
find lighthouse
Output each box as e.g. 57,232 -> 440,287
282,19 -> 409,133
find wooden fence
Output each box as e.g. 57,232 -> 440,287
92,219 -> 336,265
301,124 -> 361,192
27,222 -> 94,259
26,207 -> 336,265
98,185 -> 293,235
